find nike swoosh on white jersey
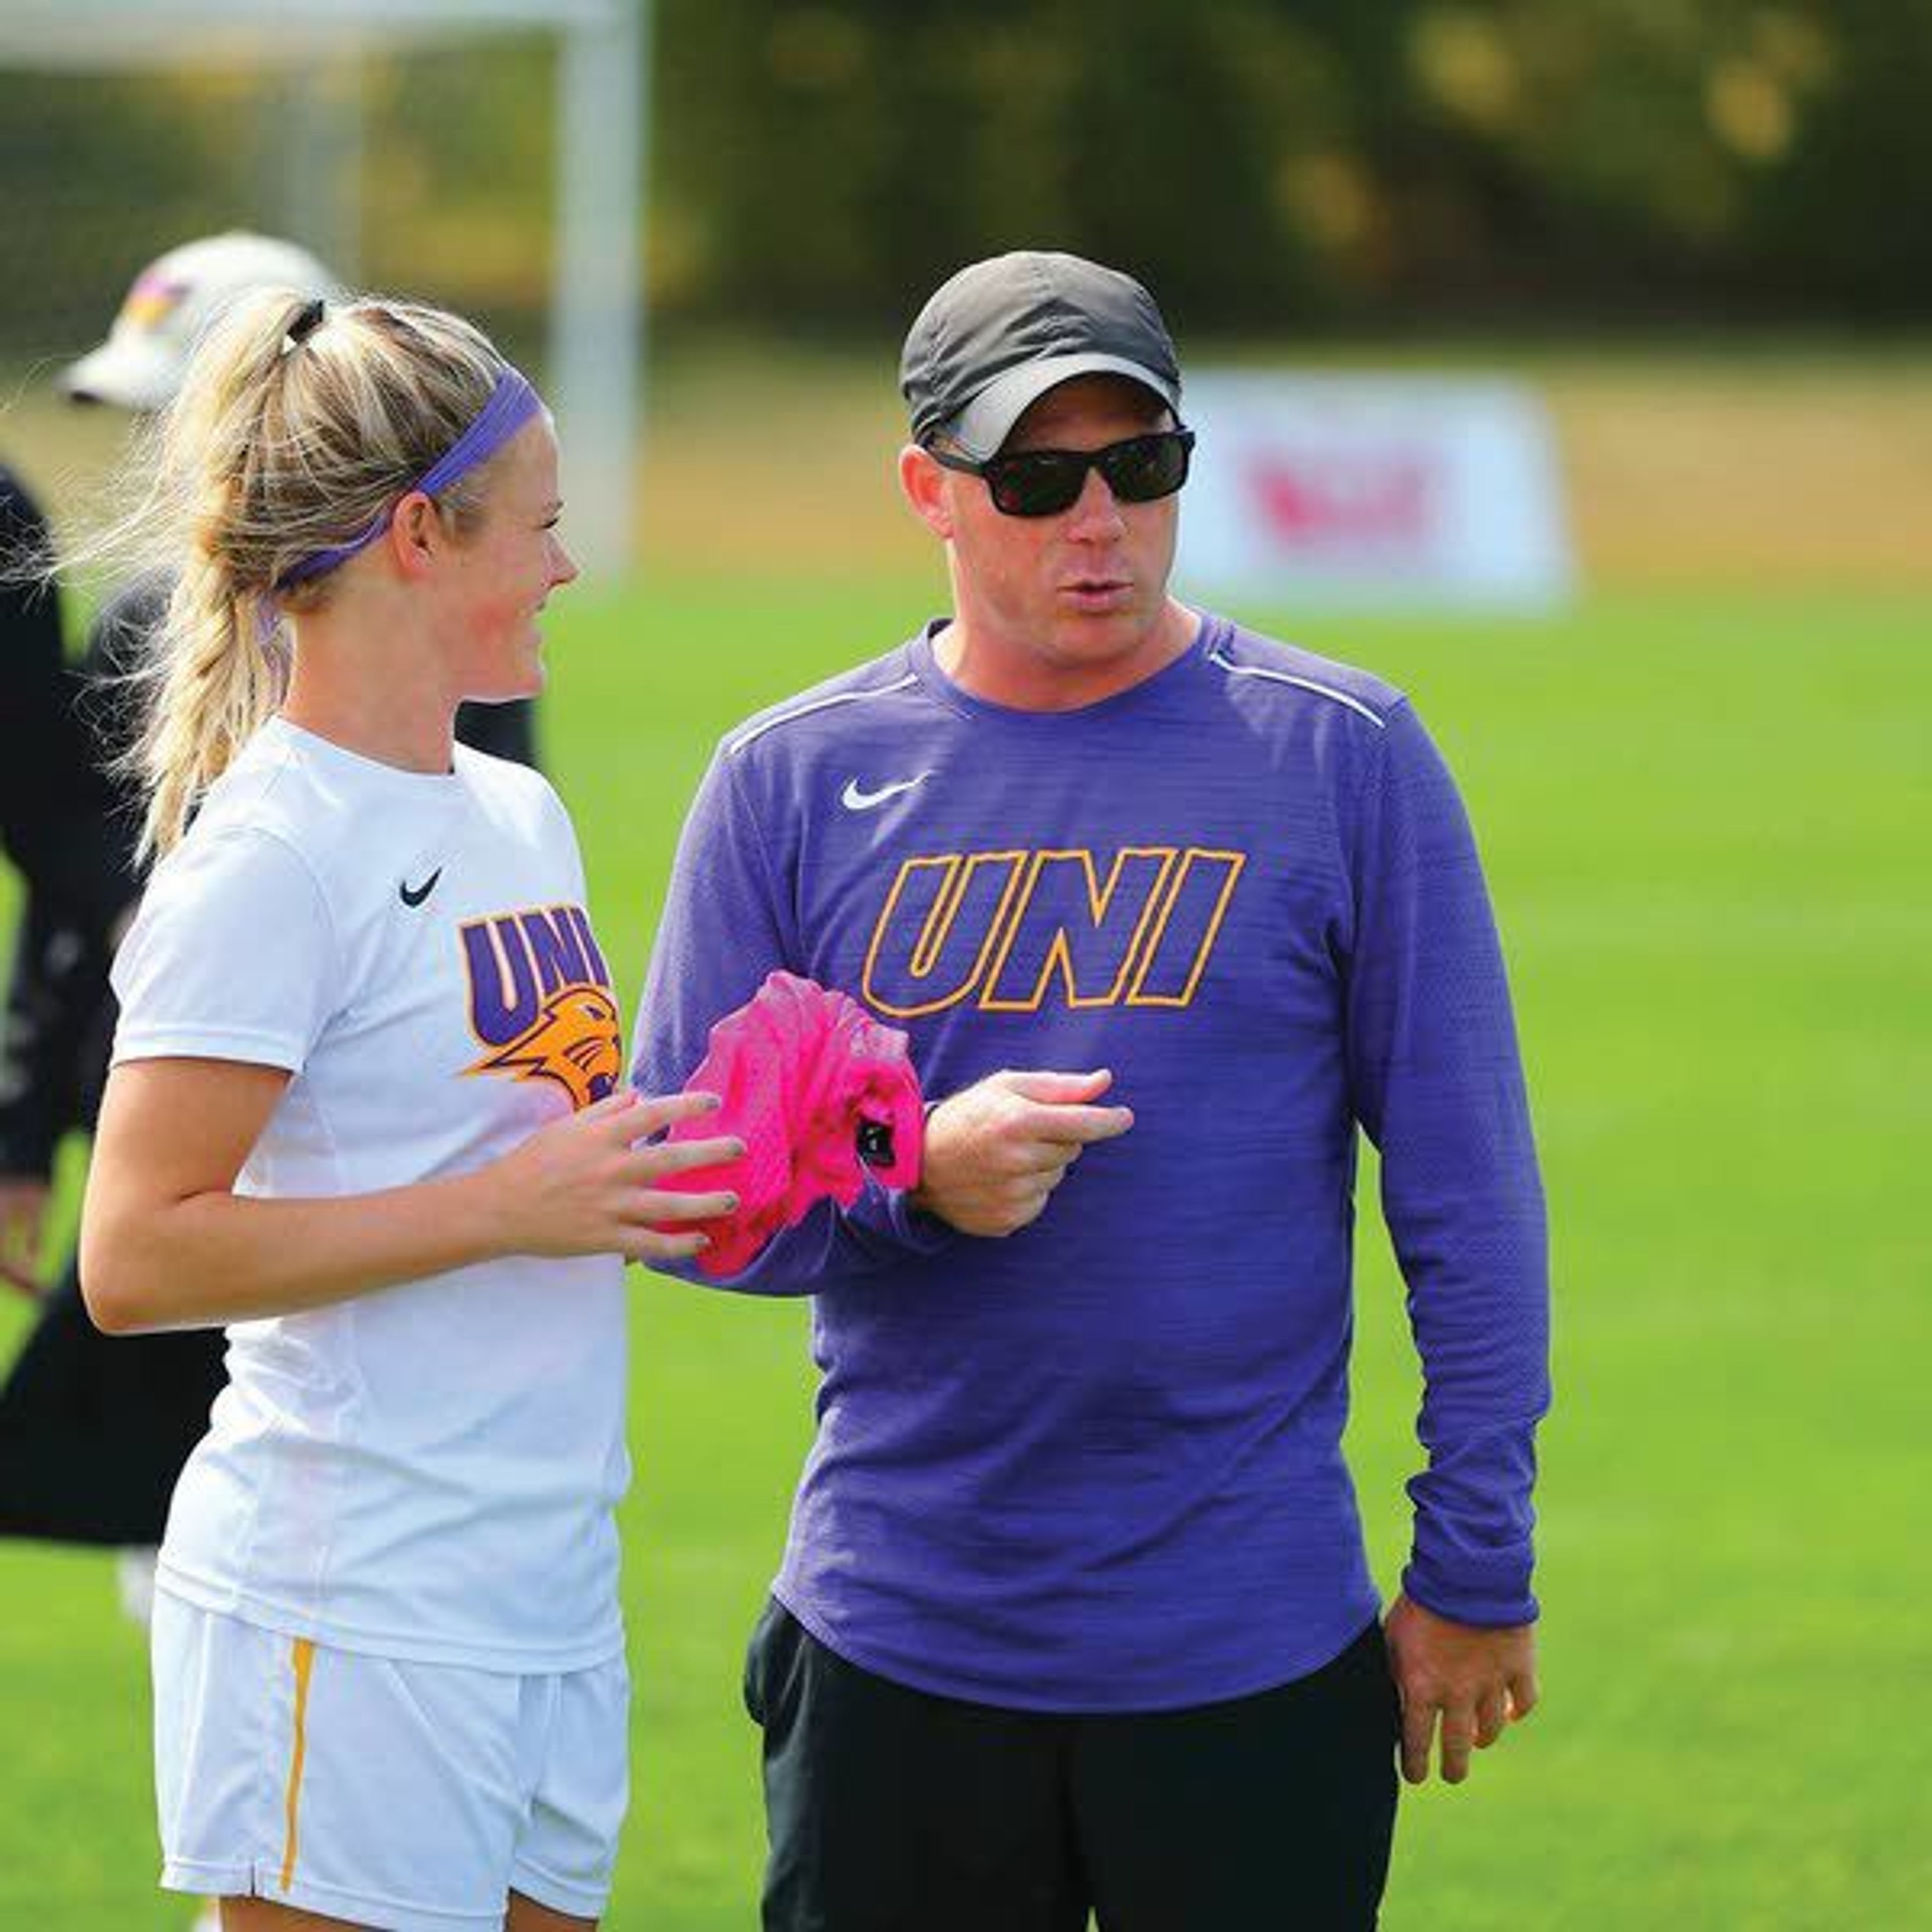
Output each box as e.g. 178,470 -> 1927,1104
841,773 -> 931,812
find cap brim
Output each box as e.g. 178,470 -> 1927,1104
57,336 -> 180,411
946,353 -> 1182,461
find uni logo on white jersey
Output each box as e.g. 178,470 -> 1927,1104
459,905 -> 622,1108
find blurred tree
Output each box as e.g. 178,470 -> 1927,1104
5,0 -> 1929,357
651,0 -> 1932,328
0,68 -> 258,352
1736,0 -> 1932,319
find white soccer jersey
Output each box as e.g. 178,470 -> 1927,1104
111,716 -> 629,1671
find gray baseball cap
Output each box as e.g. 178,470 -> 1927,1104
901,251 -> 1182,461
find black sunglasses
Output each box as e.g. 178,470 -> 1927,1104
930,427 -> 1196,518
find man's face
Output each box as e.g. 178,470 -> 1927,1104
914,374 -> 1189,708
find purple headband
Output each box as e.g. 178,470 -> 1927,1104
275,365 -> 542,591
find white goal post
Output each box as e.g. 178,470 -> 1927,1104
0,0 -> 647,580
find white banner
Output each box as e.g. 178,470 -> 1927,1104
1174,373 -> 1575,611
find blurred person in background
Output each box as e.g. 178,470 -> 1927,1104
0,458 -> 120,1293
0,232 -> 540,1625
0,463 -> 105,933
634,250 -> 1551,1930
77,284 -> 731,1929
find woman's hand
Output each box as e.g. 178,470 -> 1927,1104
485,1087 -> 744,1264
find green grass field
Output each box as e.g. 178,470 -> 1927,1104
3,567 -> 1928,1929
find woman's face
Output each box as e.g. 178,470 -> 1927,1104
441,411 -> 578,703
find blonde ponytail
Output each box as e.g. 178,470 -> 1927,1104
137,549 -> 287,858
65,285 -> 514,859
128,290 -> 304,855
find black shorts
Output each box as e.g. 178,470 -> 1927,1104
744,1598 -> 1400,1932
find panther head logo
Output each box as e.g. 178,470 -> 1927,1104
467,983 -> 622,1110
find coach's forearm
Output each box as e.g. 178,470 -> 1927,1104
80,1166 -> 521,1335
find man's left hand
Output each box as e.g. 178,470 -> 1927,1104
1384,1592 -> 1538,1786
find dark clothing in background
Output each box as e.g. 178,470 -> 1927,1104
0,467 -> 122,934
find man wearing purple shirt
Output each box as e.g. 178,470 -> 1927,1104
633,250 -> 1549,1930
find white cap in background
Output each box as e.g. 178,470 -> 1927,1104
60,230 -> 342,412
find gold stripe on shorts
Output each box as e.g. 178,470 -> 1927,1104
279,1638 -> 318,1893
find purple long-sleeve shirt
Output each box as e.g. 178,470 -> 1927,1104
632,612 -> 1549,1712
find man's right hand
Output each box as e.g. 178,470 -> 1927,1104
912,1069 -> 1133,1237
0,1175 -> 51,1299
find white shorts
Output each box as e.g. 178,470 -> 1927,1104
152,1590 -> 629,1930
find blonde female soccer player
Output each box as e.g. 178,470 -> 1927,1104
77,289 -> 738,1931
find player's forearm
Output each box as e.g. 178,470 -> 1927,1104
1385,1126 -> 1550,1625
1402,1429 -> 1545,1626
79,1165 -> 522,1334
1398,1217 -> 1550,1622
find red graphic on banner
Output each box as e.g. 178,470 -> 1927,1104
1242,450 -> 1438,552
